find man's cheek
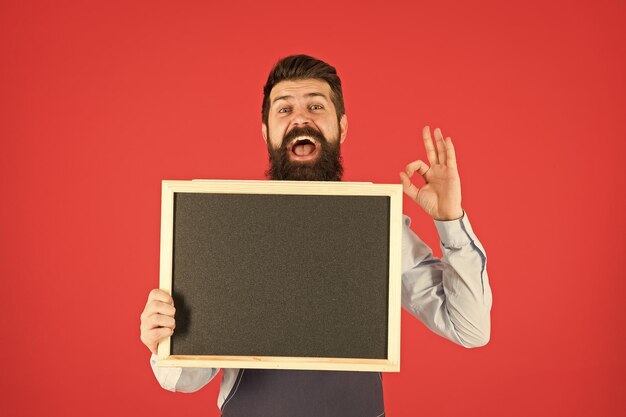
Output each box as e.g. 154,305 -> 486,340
269,136 -> 281,150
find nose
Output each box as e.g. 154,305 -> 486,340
290,106 -> 311,127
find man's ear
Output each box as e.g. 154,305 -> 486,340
261,124 -> 268,144
339,114 -> 348,144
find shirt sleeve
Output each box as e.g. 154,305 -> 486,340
149,353 -> 220,392
400,211 -> 492,348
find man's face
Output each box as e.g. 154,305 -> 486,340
262,79 -> 348,181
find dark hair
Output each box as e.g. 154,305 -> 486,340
262,54 -> 345,125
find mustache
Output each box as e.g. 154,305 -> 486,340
280,126 -> 328,148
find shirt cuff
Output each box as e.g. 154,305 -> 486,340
150,353 -> 183,391
433,210 -> 473,249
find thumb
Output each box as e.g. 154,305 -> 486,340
399,172 -> 419,201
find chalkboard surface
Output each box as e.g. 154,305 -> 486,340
171,193 -> 390,359
158,180 -> 402,372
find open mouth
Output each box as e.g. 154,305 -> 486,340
287,136 -> 320,161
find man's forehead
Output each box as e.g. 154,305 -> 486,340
270,79 -> 332,102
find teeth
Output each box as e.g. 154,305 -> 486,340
292,136 -> 315,144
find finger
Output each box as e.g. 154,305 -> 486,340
143,313 -> 176,330
445,137 -> 457,169
142,300 -> 176,319
147,288 -> 174,305
399,172 -> 419,201
405,160 -> 430,178
422,126 -> 438,165
434,128 -> 447,166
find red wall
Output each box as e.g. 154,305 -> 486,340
1,1 -> 624,415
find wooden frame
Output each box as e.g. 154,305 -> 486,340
157,179 -> 402,372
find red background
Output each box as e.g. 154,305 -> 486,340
1,1 -> 625,415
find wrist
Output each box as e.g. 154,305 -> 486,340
434,208 -> 464,221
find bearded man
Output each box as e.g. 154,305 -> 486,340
140,54 -> 493,417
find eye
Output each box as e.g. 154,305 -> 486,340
310,104 -> 324,110
278,107 -> 290,113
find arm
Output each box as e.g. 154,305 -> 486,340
398,126 -> 492,347
140,288 -> 220,392
401,211 -> 492,347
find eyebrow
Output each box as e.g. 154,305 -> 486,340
272,92 -> 329,105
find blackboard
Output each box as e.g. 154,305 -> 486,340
157,180 -> 402,372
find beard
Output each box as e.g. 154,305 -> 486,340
265,125 -> 344,181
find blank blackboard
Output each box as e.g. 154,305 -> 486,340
158,180 -> 402,372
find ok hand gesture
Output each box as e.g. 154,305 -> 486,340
399,126 -> 463,221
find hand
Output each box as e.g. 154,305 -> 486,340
140,288 -> 176,354
399,126 -> 463,221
